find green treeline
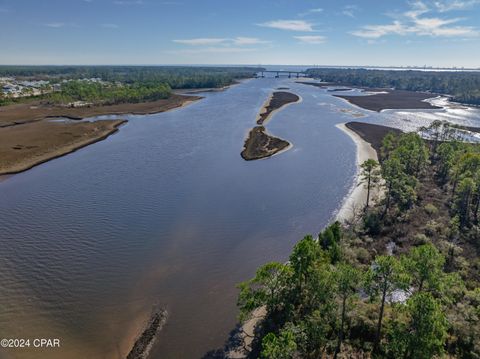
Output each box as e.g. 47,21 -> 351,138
0,66 -> 262,106
238,122 -> 480,358
0,65 -> 263,89
305,68 -> 480,106
46,80 -> 172,105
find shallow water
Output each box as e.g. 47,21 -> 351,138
1,77 -> 480,359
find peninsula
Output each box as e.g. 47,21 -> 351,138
299,82 -> 439,111
335,89 -> 440,112
0,94 -> 200,175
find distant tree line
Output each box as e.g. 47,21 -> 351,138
0,66 -> 263,106
46,80 -> 172,105
306,68 -> 480,106
0,65 -> 263,89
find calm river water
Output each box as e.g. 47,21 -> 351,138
1,77 -> 480,359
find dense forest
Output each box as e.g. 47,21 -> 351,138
46,80 -> 172,105
237,121 -> 480,358
306,68 -> 480,106
0,65 -> 263,89
0,80 -> 173,107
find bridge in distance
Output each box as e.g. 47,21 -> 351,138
256,70 -> 308,78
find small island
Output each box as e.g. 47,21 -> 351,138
241,126 -> 290,161
242,91 -> 300,160
256,91 -> 300,125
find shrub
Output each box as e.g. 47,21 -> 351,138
424,220 -> 440,237
413,233 -> 429,245
356,247 -> 371,264
363,211 -> 382,235
424,203 -> 438,216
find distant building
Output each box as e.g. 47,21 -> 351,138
2,84 -> 17,94
67,101 -> 93,108
19,80 -> 49,88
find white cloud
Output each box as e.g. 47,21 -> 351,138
45,22 -> 65,28
258,19 -> 315,32
232,37 -> 269,45
173,38 -> 228,46
298,8 -> 323,17
351,22 -> 409,38
173,37 -> 270,46
342,5 -> 358,18
166,47 -> 257,55
101,23 -> 119,28
294,35 -> 327,44
113,0 -> 143,4
424,25 -> 477,36
434,0 -> 480,12
351,1 -> 478,38
405,0 -> 430,18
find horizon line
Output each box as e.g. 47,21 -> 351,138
1,63 -> 480,70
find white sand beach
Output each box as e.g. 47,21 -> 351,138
335,123 -> 381,222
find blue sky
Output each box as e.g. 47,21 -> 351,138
1,0 -> 480,67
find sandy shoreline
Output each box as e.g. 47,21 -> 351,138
335,123 -> 380,222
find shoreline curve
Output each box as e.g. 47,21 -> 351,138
335,123 -> 379,222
